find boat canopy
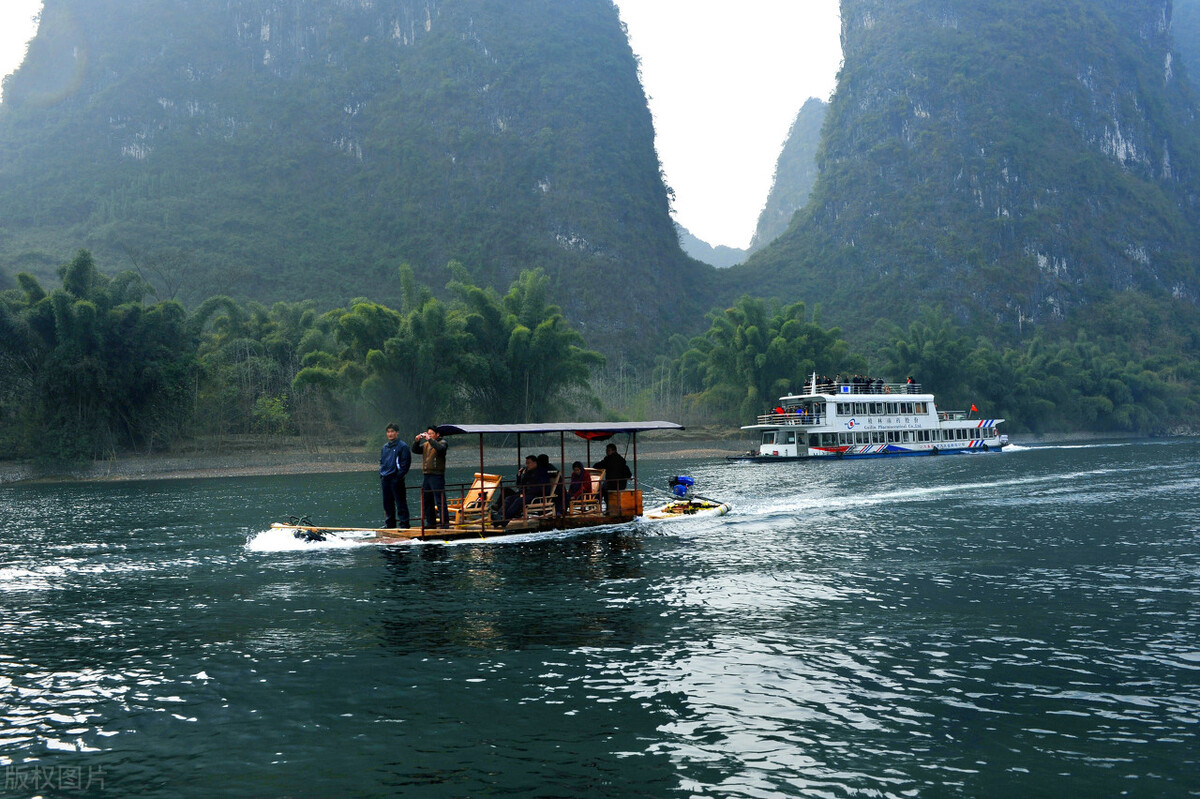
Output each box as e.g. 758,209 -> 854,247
435,421 -> 684,436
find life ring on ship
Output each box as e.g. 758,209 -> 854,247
884,386 -> 891,394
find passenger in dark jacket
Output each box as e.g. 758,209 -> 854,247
593,443 -> 632,504
379,423 -> 412,529
504,455 -> 549,521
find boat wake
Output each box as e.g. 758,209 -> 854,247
245,526 -> 380,552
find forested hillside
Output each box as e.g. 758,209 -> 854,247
5,0 -> 1200,462
0,0 -> 710,355
731,0 -> 1200,337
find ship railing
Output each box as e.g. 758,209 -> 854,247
806,380 -> 921,395
756,413 -> 823,426
939,411 -> 981,422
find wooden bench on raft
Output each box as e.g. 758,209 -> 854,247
447,472 -> 502,526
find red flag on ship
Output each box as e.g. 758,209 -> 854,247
970,404 -> 978,412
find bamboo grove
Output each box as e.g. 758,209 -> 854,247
3,251 -> 1199,463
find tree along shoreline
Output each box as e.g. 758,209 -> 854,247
6,253 -> 1197,464
0,431 -> 1156,486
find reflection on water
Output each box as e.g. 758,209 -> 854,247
1,440 -> 1198,796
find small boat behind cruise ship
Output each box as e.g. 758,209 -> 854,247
728,374 -> 1006,461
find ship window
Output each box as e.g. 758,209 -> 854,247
809,434 -> 819,446
916,403 -> 926,414
853,402 -> 864,415
784,431 -> 796,445
887,403 -> 897,414
762,432 -> 776,445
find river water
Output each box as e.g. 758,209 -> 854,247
1,439 -> 1198,798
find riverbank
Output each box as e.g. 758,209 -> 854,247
0,430 -> 746,485
0,430 -> 1157,486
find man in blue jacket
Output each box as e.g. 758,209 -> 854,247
380,423 -> 412,529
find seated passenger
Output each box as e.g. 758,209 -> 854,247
567,461 -> 591,503
503,455 -> 549,521
593,443 -> 632,506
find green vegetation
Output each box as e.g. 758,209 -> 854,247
3,0 -> 1200,469
0,254 -> 605,463
663,296 -> 1199,435
3,250 -> 1199,469
882,302 -> 1200,434
0,0 -> 710,359
678,296 -> 864,424
730,0 -> 1200,340
0,251 -> 196,459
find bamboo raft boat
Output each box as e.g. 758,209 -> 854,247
272,420 -> 718,543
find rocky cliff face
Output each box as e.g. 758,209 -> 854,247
0,0 -> 705,350
748,97 -> 827,254
736,0 -> 1200,333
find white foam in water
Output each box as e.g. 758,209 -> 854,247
245,526 -> 383,552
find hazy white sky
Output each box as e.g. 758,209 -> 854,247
615,0 -> 842,247
0,1 -> 41,98
0,0 -> 842,249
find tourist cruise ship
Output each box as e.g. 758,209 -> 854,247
730,375 -> 1006,460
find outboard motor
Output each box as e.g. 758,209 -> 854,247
288,515 -> 325,542
294,529 -> 327,543
669,475 -> 695,499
